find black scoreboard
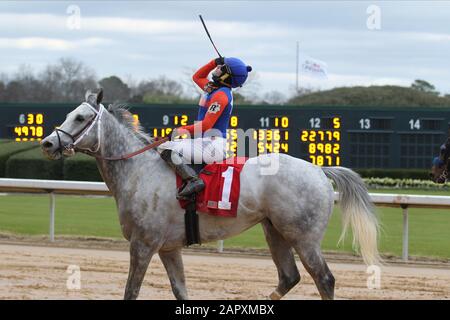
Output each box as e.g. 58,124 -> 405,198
1,103 -> 449,169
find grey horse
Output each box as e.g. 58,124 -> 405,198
41,90 -> 380,300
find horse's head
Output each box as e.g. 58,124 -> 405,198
430,137 -> 450,184
41,89 -> 105,160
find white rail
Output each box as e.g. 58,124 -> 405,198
1,178 -> 449,261
0,178 -> 110,195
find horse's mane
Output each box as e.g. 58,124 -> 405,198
107,103 -> 154,144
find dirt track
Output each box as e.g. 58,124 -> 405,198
0,244 -> 448,300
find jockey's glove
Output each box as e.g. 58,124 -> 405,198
169,129 -> 180,141
215,57 -> 225,66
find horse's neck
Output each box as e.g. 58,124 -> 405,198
95,113 -> 161,195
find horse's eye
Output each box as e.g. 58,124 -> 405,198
75,115 -> 85,122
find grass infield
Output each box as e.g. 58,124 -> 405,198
0,188 -> 449,259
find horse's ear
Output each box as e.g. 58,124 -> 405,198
85,90 -> 97,105
97,88 -> 104,105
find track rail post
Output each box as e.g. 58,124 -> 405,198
401,204 -> 409,261
49,192 -> 55,242
217,240 -> 224,253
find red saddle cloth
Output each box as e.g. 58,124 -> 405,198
176,157 -> 248,218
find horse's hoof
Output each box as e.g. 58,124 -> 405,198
269,290 -> 282,300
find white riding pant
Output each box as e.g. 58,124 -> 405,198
157,136 -> 227,165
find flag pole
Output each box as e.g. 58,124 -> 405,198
296,41 -> 299,92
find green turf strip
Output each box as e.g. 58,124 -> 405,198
0,191 -> 448,259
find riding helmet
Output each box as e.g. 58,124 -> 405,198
213,57 -> 252,88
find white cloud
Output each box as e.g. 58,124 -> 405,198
325,73 -> 411,88
0,13 -> 64,31
0,8 -> 449,95
6,12 -> 450,41
0,37 -> 113,51
405,32 -> 450,42
0,13 -> 294,39
257,71 -> 412,94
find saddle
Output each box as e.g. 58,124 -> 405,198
175,157 -> 248,246
176,157 -> 247,215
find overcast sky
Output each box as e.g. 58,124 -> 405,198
1,1 -> 450,97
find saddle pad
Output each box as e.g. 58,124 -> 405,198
176,157 -> 248,217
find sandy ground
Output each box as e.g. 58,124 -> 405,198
0,243 -> 448,300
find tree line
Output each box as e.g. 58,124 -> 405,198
0,58 -> 196,104
0,58 -> 448,107
0,58 -> 273,104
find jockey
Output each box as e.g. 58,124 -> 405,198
158,57 -> 252,199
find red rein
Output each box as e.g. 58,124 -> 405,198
96,137 -> 169,161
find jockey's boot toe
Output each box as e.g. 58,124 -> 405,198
178,178 -> 205,198
160,150 -> 205,198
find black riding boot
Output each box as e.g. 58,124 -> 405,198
160,149 -> 205,199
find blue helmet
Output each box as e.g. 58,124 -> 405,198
224,57 -> 252,88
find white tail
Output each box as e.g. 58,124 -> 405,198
322,166 -> 381,266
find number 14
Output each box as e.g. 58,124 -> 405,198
409,119 -> 420,130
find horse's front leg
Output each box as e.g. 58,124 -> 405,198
159,248 -> 188,300
124,238 -> 157,300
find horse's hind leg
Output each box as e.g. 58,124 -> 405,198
262,219 -> 300,300
293,241 -> 335,300
159,248 -> 188,300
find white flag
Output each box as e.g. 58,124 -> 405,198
300,56 -> 328,79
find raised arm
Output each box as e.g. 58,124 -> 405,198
192,59 -> 218,90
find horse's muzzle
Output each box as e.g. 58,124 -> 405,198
40,136 -> 62,160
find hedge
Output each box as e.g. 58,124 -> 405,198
364,177 -> 450,190
63,153 -> 103,181
5,147 -> 64,180
0,141 -> 436,182
0,141 -> 40,177
355,168 -> 430,180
